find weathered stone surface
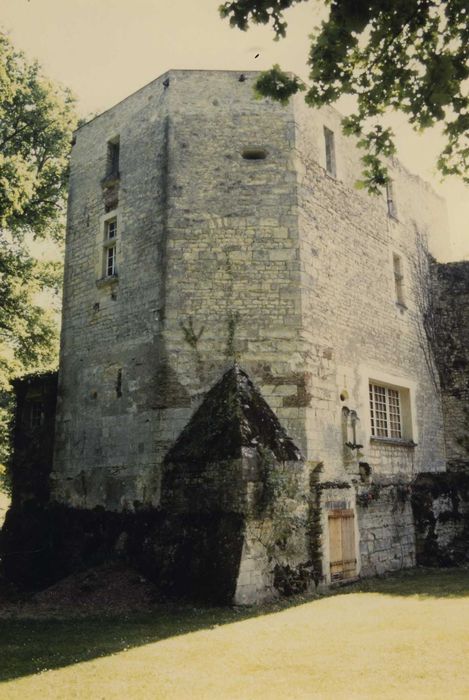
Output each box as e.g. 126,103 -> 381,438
6,69 -> 468,602
164,365 -> 302,466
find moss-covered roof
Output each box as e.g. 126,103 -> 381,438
165,365 -> 302,464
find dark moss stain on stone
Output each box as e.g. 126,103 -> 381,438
282,374 -> 313,408
165,365 -> 303,465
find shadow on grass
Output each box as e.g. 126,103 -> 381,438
0,602 -> 271,683
343,566 -> 469,599
1,567 -> 468,683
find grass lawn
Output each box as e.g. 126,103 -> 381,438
0,568 -> 468,699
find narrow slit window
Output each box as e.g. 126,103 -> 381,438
106,138 -> 120,178
106,246 -> 116,277
393,253 -> 405,305
324,126 -> 336,177
386,180 -> 397,218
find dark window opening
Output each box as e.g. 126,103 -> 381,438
116,368 -> 122,398
242,148 -> 267,160
29,401 -> 43,429
393,253 -> 405,306
106,138 -> 120,178
324,126 -> 336,177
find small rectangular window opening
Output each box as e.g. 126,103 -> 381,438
386,180 -> 397,218
103,219 -> 117,277
106,138 -> 120,178
324,126 -> 336,178
106,247 -> 116,277
393,253 -> 405,306
30,401 -> 43,429
107,219 -> 117,240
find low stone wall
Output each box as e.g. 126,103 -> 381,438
412,472 -> 469,565
357,480 -> 415,576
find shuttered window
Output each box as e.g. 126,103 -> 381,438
328,509 -> 357,581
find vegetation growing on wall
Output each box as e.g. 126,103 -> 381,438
412,472 -> 469,566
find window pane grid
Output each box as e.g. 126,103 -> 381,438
107,220 -> 117,239
387,388 -> 402,438
103,218 -> 117,278
107,246 -> 116,276
369,383 -> 402,439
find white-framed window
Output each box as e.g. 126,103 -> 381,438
323,126 -> 336,178
103,218 -> 117,277
386,180 -> 398,219
393,253 -> 405,306
369,383 -> 403,439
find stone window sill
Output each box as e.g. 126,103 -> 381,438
370,436 -> 417,448
96,275 -> 118,288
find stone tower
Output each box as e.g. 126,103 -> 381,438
50,70 -> 450,588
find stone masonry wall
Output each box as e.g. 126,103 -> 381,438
53,71 -> 310,509
293,96 -> 447,480
357,481 -> 415,576
54,70 -> 448,514
53,74 -> 172,508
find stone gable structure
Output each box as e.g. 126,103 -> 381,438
4,70 -> 469,602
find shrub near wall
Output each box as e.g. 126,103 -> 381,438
412,472 -> 469,565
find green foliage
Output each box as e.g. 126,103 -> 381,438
220,0 -> 469,189
0,31 -> 78,483
219,0 -> 309,38
255,64 -> 305,104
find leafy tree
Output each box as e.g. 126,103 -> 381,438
220,0 -> 469,191
0,31 -> 77,484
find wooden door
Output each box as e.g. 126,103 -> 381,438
328,509 -> 357,581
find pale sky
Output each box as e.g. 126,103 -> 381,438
2,0 -> 468,261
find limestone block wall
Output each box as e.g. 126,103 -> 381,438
234,459 -> 315,605
357,482 -> 415,576
54,69 -> 448,514
161,71 -> 308,457
53,73 -> 174,508
292,96 -> 446,479
53,71 -> 309,509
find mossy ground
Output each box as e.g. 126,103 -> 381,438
0,568 -> 468,699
